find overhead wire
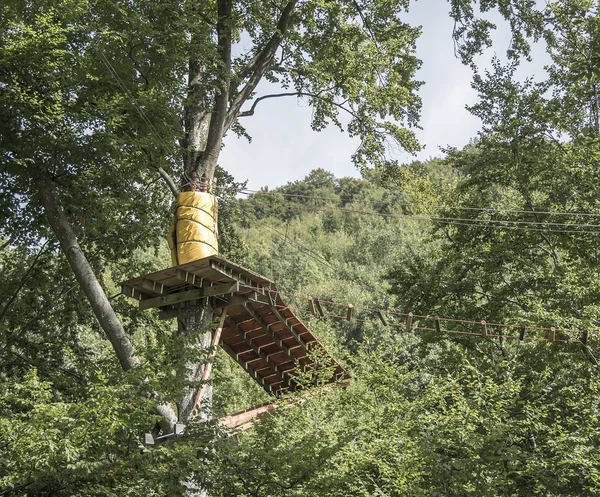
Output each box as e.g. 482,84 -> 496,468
260,224 -> 339,272
236,203 -> 598,346
84,0 -> 179,188
237,196 -> 600,235
239,189 -> 600,219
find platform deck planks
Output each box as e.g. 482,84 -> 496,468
120,255 -> 349,395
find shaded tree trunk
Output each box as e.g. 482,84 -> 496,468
177,303 -> 214,424
29,166 -> 179,434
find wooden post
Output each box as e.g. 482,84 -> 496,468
189,308 -> 228,421
346,304 -> 354,321
435,317 -> 441,333
481,320 -> 487,337
406,312 -> 413,332
549,327 -> 556,342
519,324 -> 526,341
308,297 -> 316,316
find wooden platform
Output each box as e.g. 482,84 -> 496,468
120,255 -> 349,395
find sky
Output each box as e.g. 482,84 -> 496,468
219,0 -> 548,191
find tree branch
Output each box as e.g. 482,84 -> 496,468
157,166 -> 179,197
140,146 -> 179,197
238,90 -> 358,120
225,0 -> 300,131
195,0 -> 233,178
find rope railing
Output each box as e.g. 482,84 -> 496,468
240,285 -> 594,345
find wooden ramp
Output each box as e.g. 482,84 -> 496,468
120,255 -> 349,395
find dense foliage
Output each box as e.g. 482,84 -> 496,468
3,0 -> 600,495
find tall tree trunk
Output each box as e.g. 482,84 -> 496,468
29,166 -> 178,433
177,302 -> 214,423
29,167 -> 139,370
177,0 -> 234,431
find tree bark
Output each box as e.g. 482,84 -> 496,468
29,166 -> 139,371
177,302 -> 214,424
28,166 -> 178,433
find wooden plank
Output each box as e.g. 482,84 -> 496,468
220,342 -> 277,394
314,299 -> 325,317
226,317 -> 297,388
406,312 -> 413,331
139,282 -> 239,310
142,279 -> 169,295
378,310 -> 388,326
140,289 -> 202,310
183,280 -> 238,298
268,305 -> 312,353
213,292 -> 270,310
346,305 -> 354,321
121,285 -> 145,300
175,269 -> 203,287
209,259 -> 270,288
308,297 -> 316,316
210,260 -> 247,283
243,304 -> 305,366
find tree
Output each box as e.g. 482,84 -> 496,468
0,0 -> 425,489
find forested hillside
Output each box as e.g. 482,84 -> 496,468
3,0 -> 600,495
205,159 -> 600,495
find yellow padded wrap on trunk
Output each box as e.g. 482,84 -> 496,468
168,191 -> 218,265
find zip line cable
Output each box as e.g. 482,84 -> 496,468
239,193 -> 600,229
258,222 -> 391,305
237,206 -> 599,344
95,51 -> 175,159
260,224 -> 339,272
84,1 -> 178,176
237,198 -> 600,235
239,189 -> 600,219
